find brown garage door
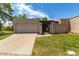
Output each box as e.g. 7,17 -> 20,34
15,23 -> 38,33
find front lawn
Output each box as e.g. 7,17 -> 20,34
32,34 -> 79,56
0,31 -> 13,40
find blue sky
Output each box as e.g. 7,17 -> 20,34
11,3 -> 79,20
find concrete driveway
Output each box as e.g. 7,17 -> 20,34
0,33 -> 37,56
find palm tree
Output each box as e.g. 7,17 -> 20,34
0,3 -> 14,22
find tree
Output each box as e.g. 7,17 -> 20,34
14,14 -> 27,19
0,21 -> 3,31
42,17 -> 48,21
0,3 -> 14,22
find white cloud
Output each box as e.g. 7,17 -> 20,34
11,3 -> 51,19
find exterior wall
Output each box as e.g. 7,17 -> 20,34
38,23 -> 42,34
55,24 -> 67,33
70,17 -> 79,33
59,19 -> 70,32
14,18 -> 39,33
50,20 -> 70,34
50,22 -> 55,34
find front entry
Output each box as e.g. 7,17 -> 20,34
41,21 -> 51,34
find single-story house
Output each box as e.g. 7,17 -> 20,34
13,16 -> 79,34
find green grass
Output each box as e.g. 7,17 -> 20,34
0,31 -> 13,34
0,31 -> 13,40
32,34 -> 79,56
0,34 -> 12,40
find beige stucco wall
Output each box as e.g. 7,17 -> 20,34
50,22 -> 55,34
70,16 -> 79,33
59,19 -> 70,32
14,18 -> 39,33
55,24 -> 67,33
38,23 -> 42,34
50,20 -> 70,34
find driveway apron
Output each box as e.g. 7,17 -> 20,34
0,33 -> 37,56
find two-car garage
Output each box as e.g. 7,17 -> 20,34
14,19 -> 39,33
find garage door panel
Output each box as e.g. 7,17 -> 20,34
15,23 -> 38,33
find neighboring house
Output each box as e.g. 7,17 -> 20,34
70,16 -> 79,33
13,16 -> 79,34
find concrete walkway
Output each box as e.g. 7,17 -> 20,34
0,33 -> 37,56
37,34 -> 52,37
